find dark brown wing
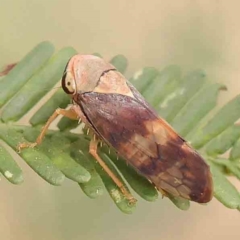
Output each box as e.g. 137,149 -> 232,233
79,92 -> 213,203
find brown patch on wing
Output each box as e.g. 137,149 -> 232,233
78,92 -> 213,203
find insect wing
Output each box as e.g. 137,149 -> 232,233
79,91 -> 213,203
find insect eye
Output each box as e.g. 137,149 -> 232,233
61,72 -> 76,94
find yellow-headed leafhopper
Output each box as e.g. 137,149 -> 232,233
19,55 -> 213,204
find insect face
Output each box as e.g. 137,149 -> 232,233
61,71 -> 77,95
61,55 -> 116,96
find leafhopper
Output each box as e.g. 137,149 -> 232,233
19,55 -> 213,204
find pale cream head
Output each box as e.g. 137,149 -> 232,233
61,55 -> 116,95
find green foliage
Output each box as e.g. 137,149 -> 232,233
1,41 -> 240,213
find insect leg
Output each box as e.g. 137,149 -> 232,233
18,107 -> 79,151
89,138 -> 137,204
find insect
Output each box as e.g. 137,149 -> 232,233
18,55 -> 213,204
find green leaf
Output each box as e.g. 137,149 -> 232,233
191,94 -> 240,149
0,63 -> 17,77
206,125 -> 240,157
72,138 -> 136,213
167,195 -> 190,211
142,65 -> 182,107
40,136 -> 90,183
230,136 -> 240,161
0,143 -> 23,184
109,54 -> 128,74
210,157 -> 240,179
171,82 -> 226,137
129,67 -> 159,92
22,129 -> 91,183
57,116 -> 79,131
94,153 -> 136,214
208,161 -> 240,209
1,47 -> 77,122
159,69 -> 207,122
30,89 -> 70,126
0,126 -> 65,185
0,41 -> 55,107
92,53 -> 102,58
71,149 -> 105,199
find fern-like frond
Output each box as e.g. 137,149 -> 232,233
1,41 -> 240,213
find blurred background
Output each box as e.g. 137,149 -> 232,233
0,0 -> 240,239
